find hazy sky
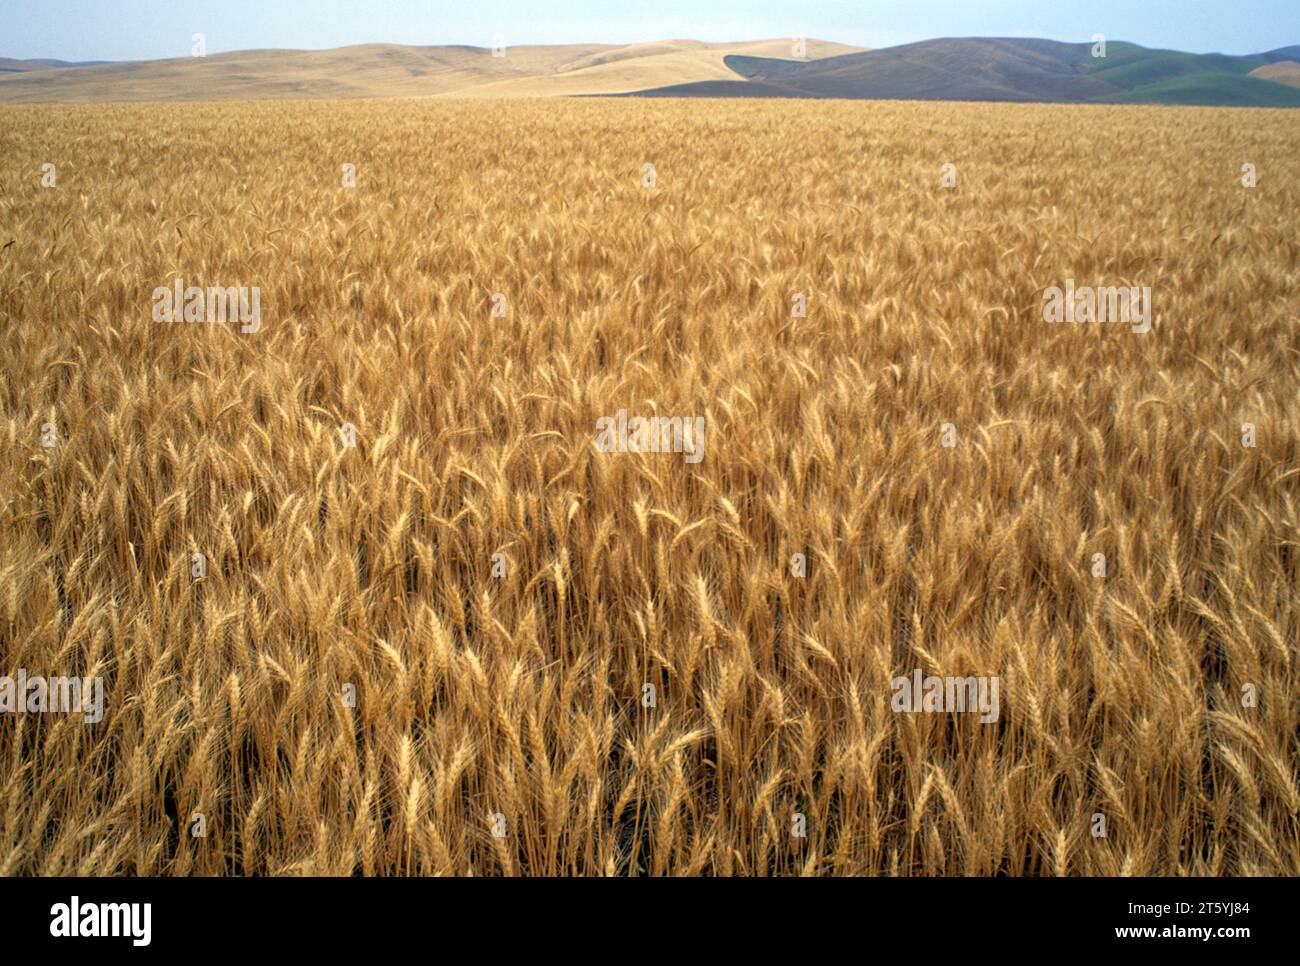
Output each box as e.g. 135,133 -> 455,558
5,0 -> 1298,61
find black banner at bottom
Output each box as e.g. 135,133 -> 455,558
1,875 -> 1277,952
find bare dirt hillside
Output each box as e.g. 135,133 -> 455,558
1251,60 -> 1300,87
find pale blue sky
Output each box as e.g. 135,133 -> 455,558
4,0 -> 1298,61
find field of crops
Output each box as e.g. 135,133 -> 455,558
1,98 -> 1297,874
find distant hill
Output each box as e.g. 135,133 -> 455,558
0,57 -> 113,74
0,39 -> 861,102
3,36 -> 1296,105
1256,45 -> 1300,63
637,37 -> 1300,107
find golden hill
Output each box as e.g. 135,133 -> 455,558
445,39 -> 861,98
0,39 -> 862,102
1250,60 -> 1300,87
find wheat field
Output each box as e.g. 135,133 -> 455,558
1,98 -> 1297,876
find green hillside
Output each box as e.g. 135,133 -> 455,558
696,39 -> 1300,106
1099,71 -> 1300,106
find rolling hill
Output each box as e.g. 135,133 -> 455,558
0,39 -> 860,102
3,36 -> 1297,105
637,38 -> 1300,106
